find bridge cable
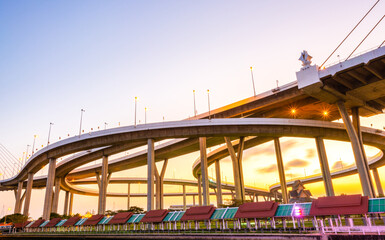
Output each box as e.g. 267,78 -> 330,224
319,0 -> 380,68
346,14 -> 385,60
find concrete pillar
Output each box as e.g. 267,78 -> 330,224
14,181 -> 23,214
315,137 -> 335,196
197,174 -> 202,206
127,184 -> 131,209
372,168 -> 384,197
215,160 -> 223,207
23,172 -> 34,216
63,191 -> 69,215
52,177 -> 61,213
337,101 -> 374,197
224,137 -> 244,202
237,137 -> 246,201
147,138 -> 155,211
352,107 -> 376,196
69,192 -> 74,215
193,195 -> 196,206
42,158 -> 56,220
274,138 -> 288,204
182,185 -> 186,210
199,137 -> 210,206
155,159 -> 168,210
98,155 -> 109,214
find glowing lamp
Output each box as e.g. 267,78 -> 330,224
294,206 -> 303,217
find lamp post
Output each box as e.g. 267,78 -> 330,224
193,90 -> 197,117
207,89 -> 211,120
79,109 -> 85,137
24,145 -> 30,166
104,122 -> 108,130
32,135 -> 37,155
134,97 -> 138,127
250,67 -> 256,96
145,107 -> 147,124
47,122 -> 53,145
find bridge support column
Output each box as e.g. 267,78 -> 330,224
23,172 -> 34,216
337,101 -> 374,197
155,159 -> 168,209
69,192 -> 74,215
97,155 -> 109,214
43,158 -> 56,220
315,137 -> 334,196
372,168 -> 384,197
215,160 -> 223,207
274,138 -> 288,204
352,107 -> 376,196
200,137 -> 210,206
52,177 -> 61,213
224,137 -> 245,203
183,185 -> 186,210
14,181 -> 23,214
127,184 -> 130,209
197,174 -> 202,206
63,191 -> 69,215
147,138 -> 155,211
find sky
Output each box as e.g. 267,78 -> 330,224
0,0 -> 384,219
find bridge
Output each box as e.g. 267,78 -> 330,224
0,46 -> 384,221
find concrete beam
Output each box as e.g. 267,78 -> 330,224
224,137 -> 243,202
183,185 -> 186,210
52,177 -> 61,213
337,101 -> 374,197
274,138 -> 288,203
372,168 -> 384,197
237,137 -> 246,201
98,155 -> 109,214
69,192 -> 74,215
42,158 -> 56,220
351,107 -> 376,196
14,181 -> 23,214
315,137 -> 334,196
215,160 -> 223,207
200,137 -> 210,206
147,138 -> 155,211
63,191 -> 69,215
197,174 -> 202,206
127,184 -> 130,209
23,173 -> 34,216
155,159 -> 168,209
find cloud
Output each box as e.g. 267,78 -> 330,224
305,149 -> 316,159
256,164 -> 277,174
331,161 -> 347,170
285,159 -> 310,169
281,139 -> 299,149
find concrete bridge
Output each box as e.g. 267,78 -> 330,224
1,46 -> 384,221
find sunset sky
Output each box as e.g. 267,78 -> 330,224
0,0 -> 384,219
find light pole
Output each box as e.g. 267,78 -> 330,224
32,135 -> 38,155
79,109 -> 85,137
47,122 -> 53,145
193,90 -> 197,117
250,67 -> 256,96
207,89 -> 211,120
134,97 -> 138,127
145,107 -> 147,124
104,122 -> 108,130
24,145 -> 30,166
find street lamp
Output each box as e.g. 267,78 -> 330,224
207,89 -> 211,120
250,67 -> 256,96
32,135 -> 38,155
79,109 -> 85,137
145,107 -> 148,124
47,122 -> 54,145
134,97 -> 138,127
193,90 -> 197,117
104,122 -> 108,130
